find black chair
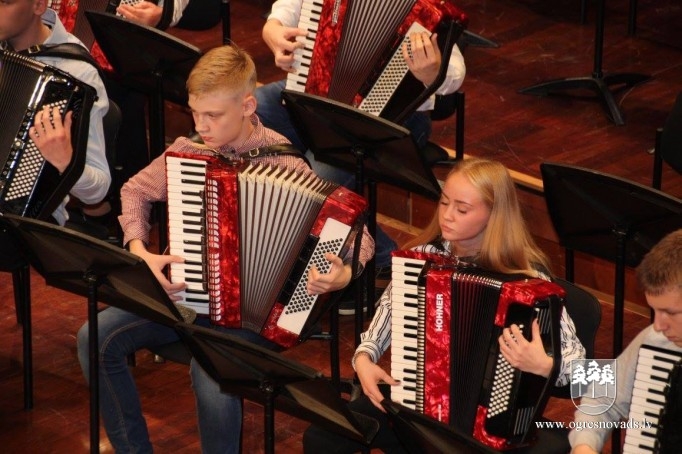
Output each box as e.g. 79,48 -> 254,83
516,277 -> 602,454
652,92 -> 682,190
430,90 -> 465,162
6,100 -> 122,410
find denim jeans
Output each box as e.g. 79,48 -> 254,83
76,307 -> 277,453
255,80 -> 433,268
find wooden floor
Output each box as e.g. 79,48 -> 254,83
2,0 -> 681,452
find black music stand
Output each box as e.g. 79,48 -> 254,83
174,322 -> 379,454
541,163 -> 682,454
540,162 -> 682,357
518,0 -> 650,126
281,89 -> 442,343
85,11 -> 202,250
0,213 -> 184,454
381,400 -> 498,454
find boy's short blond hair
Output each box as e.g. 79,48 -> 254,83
186,45 -> 257,98
637,229 -> 682,296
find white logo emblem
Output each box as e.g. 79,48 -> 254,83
570,359 -> 617,415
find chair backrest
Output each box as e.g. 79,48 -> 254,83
653,92 -> 682,189
430,91 -> 465,159
550,277 -> 602,399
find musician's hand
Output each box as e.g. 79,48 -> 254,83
117,2 -> 163,27
402,32 -> 442,87
498,320 -> 554,378
571,445 -> 598,454
29,105 -> 73,174
262,19 -> 307,73
355,353 -> 399,412
129,240 -> 187,301
307,253 -> 352,295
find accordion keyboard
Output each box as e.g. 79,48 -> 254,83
166,155 -> 210,314
624,345 -> 682,453
285,0 -> 324,92
390,254 -> 429,409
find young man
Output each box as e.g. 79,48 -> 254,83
569,229 -> 682,453
76,44 -> 374,453
257,0 -> 467,305
0,0 -> 111,262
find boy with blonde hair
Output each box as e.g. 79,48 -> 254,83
77,45 -> 374,453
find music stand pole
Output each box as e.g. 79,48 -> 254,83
519,0 -> 650,125
85,273 -> 101,453
174,323 -> 379,453
281,91 -> 442,346
0,213 -> 185,454
85,11 -> 202,252
222,0 -> 231,44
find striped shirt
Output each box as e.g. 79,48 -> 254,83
353,241 -> 585,387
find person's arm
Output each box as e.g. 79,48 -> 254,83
116,0 -> 189,28
118,151 -> 187,300
262,0 -> 307,73
352,285 -> 399,410
554,308 -> 587,386
568,327 -> 649,452
306,223 -> 375,292
32,58 -> 110,219
433,43 -> 465,95
498,306 -> 586,385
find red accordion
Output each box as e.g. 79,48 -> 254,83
286,0 -> 468,122
166,151 -> 366,348
390,250 -> 564,450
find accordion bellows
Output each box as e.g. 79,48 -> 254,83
166,151 -> 367,348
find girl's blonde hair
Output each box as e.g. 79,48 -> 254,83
186,44 -> 257,98
404,158 -> 549,276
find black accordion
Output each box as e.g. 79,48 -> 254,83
0,50 -> 96,220
624,344 -> 682,453
390,250 -> 564,450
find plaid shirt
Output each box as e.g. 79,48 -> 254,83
119,114 -> 374,269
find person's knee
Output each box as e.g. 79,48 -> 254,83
76,322 -> 90,378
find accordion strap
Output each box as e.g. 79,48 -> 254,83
19,43 -> 105,80
246,143 -> 311,168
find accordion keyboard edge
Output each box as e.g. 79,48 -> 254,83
165,151 -> 367,348
624,344 -> 682,453
0,50 -> 96,220
390,250 -> 564,451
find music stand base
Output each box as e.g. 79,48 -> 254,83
519,72 -> 651,126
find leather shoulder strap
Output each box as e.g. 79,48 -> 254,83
245,143 -> 311,168
21,43 -> 105,79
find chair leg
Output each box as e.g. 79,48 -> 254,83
455,91 -> 465,160
13,264 -> 33,409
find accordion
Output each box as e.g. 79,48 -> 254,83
166,151 -> 367,348
286,0 -> 468,122
390,250 -> 564,450
624,344 -> 682,453
0,50 -> 96,220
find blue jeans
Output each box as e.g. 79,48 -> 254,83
255,81 -> 432,268
76,307 -> 277,453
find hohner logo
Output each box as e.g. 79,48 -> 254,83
435,293 -> 444,332
332,0 -> 341,25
